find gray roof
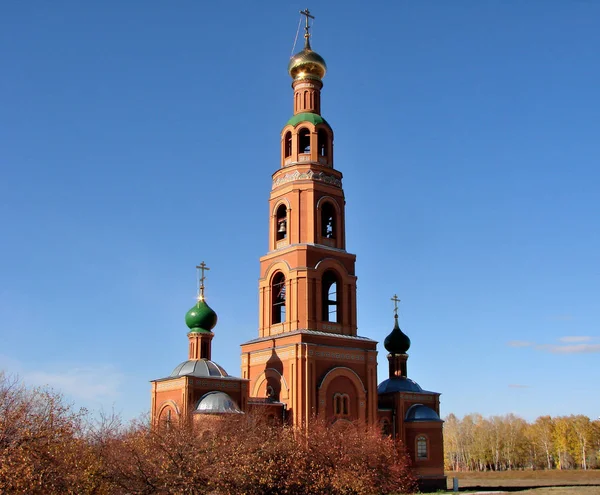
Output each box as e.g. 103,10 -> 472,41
194,391 -> 243,414
377,377 -> 439,395
169,359 -> 229,379
378,377 -> 423,394
242,329 -> 376,345
405,404 -> 442,422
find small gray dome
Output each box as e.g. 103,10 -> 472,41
405,404 -> 442,422
195,391 -> 243,414
169,359 -> 228,378
378,377 -> 423,394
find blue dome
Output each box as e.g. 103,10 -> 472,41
169,359 -> 228,378
195,391 -> 243,414
405,404 -> 442,422
378,377 -> 423,394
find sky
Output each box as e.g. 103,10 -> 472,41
1,1 -> 599,423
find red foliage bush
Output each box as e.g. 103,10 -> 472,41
0,373 -> 417,494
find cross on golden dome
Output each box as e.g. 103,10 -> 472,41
300,8 -> 315,48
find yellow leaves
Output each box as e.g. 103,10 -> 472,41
444,412 -> 600,472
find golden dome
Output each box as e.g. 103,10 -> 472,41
288,47 -> 327,81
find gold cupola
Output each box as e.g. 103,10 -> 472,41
288,45 -> 327,81
288,9 -> 327,81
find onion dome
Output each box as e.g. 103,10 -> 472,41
185,300 -> 217,333
288,44 -> 327,81
383,315 -> 411,354
169,358 -> 228,378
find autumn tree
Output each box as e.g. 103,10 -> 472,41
0,372 -> 108,495
443,412 -> 599,472
98,415 -> 417,495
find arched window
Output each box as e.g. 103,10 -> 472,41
320,202 -> 336,239
275,204 -> 287,241
299,128 -> 310,154
201,341 -> 209,359
272,272 -> 286,324
417,436 -> 428,459
284,131 -> 292,158
333,393 -> 350,416
318,129 -> 328,157
159,407 -> 173,430
322,271 -> 339,323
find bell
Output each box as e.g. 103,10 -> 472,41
278,220 -> 287,233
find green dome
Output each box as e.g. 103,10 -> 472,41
286,112 -> 330,128
185,300 -> 217,333
384,316 -> 411,354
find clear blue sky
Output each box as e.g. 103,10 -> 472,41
1,1 -> 599,422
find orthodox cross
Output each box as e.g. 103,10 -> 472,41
391,294 -> 401,317
196,262 -> 210,302
300,8 -> 314,43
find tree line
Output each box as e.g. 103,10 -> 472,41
444,412 -> 600,472
0,372 -> 417,495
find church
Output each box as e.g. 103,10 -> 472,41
149,11 -> 446,492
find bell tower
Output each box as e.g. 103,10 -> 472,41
241,10 -> 378,428
259,11 -> 356,338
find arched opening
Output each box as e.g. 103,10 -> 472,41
159,407 -> 174,430
417,435 -> 428,459
272,272 -> 286,324
320,202 -> 336,239
298,128 -> 311,154
318,129 -> 328,157
322,270 -> 339,323
333,393 -> 350,416
284,131 -> 292,158
275,204 -> 287,241
200,341 -> 209,359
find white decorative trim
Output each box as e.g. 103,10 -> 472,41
273,170 -> 342,189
